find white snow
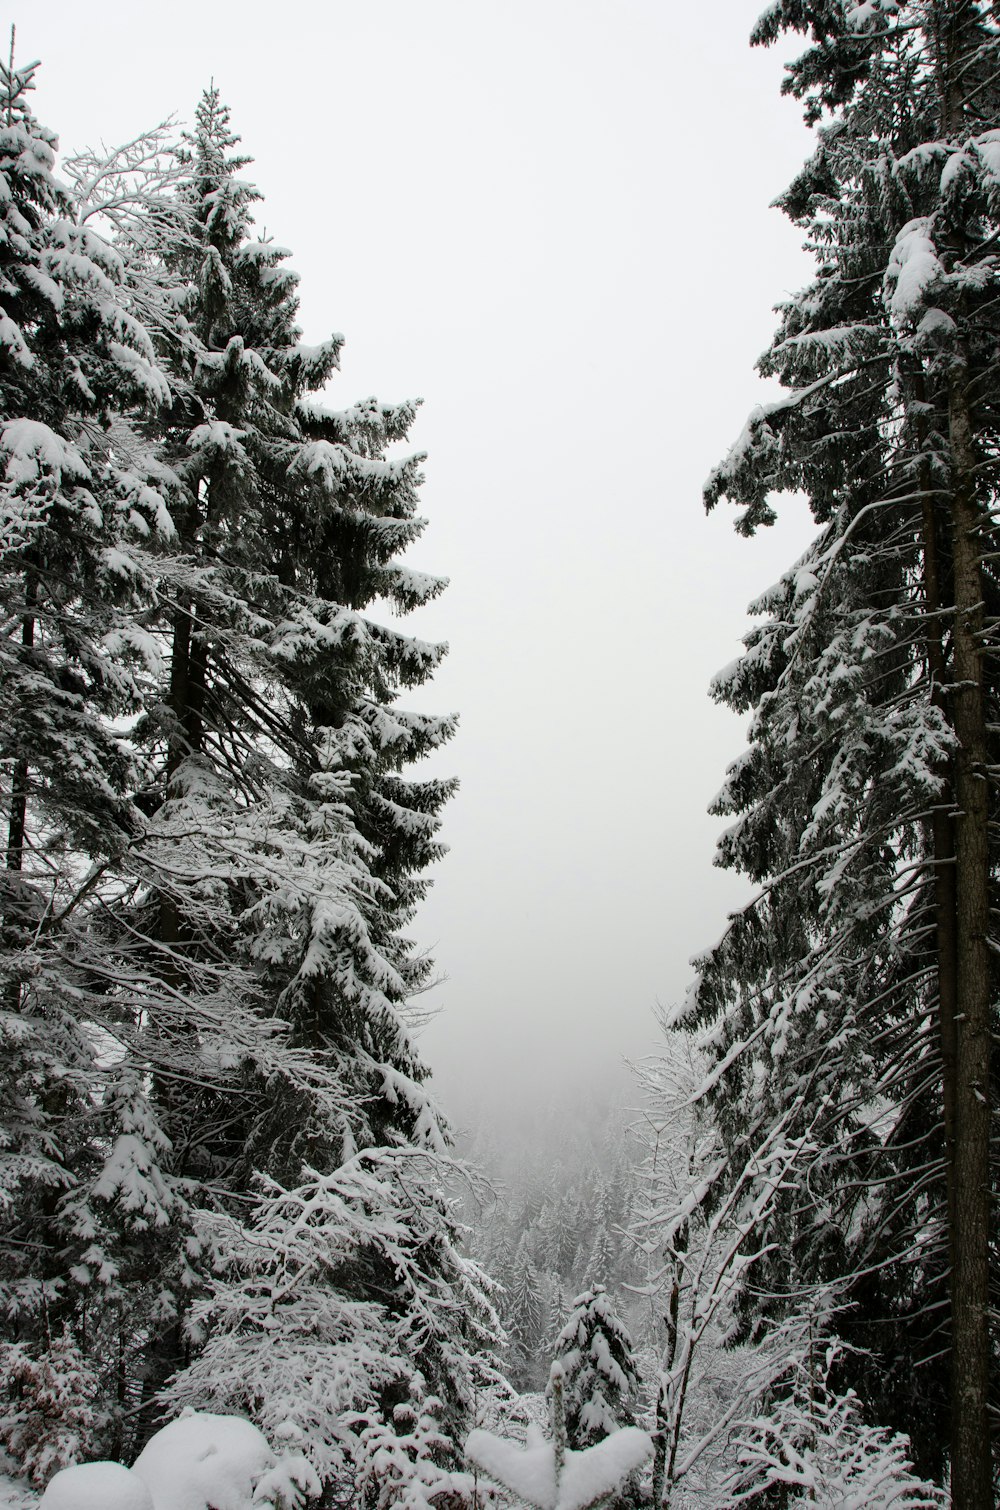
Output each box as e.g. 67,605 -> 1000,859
465,1424 -> 652,1510
0,1467 -> 35,1510
1,419 -> 90,485
466,1425 -> 557,1508
40,1462 -> 153,1510
845,0 -> 899,28
884,218 -> 942,324
132,1413 -> 275,1510
975,129 -> 1000,186
559,1433 -> 652,1510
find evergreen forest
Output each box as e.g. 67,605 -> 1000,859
0,3 -> 998,1508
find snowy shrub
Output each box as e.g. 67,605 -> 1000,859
131,1410 -> 319,1510
722,1355 -> 948,1509
466,1364 -> 652,1510
251,1446 -> 323,1510
355,1381 -> 463,1510
0,1333 -> 104,1487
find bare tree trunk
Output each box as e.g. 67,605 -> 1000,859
3,588 -> 36,1020
914,375 -> 960,1266
931,9 -> 995,1494
946,353 -> 992,1510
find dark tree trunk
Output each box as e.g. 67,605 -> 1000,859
946,355 -> 993,1510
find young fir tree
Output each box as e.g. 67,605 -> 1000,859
689,3 -> 1000,1500
550,1286 -> 638,1450
506,1237 -> 544,1390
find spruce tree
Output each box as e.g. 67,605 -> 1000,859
0,54 -> 185,1441
550,1286 -> 638,1450
0,69 -> 500,1482
506,1237 -> 544,1389
691,3 -> 1000,1499
129,88 -> 500,1476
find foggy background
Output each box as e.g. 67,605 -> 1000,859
29,0 -> 818,1126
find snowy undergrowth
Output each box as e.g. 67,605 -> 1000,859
24,1412 -> 319,1510
0,1462 -> 34,1510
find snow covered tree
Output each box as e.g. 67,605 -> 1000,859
0,1332 -> 103,1489
551,1287 -> 638,1451
506,1238 -> 545,1389
98,85 -> 504,1478
0,52 -> 186,1439
723,1347 -> 947,1509
0,64 -> 498,1481
690,3 -> 1000,1500
628,1035 -> 839,1508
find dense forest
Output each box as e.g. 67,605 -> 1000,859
1,2 -> 998,1508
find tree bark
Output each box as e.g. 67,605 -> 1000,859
946,353 -> 993,1510
914,373 -> 960,1249
4,587 -> 35,878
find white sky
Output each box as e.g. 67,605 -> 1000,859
29,0 -> 819,1124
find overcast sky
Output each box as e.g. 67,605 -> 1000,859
29,0 -> 820,1124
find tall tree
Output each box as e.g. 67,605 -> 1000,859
0,50 -> 182,1420
688,2 -> 999,1501
129,88 -> 503,1478
0,70 -> 500,1484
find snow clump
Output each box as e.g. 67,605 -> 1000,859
39,1460 -> 153,1510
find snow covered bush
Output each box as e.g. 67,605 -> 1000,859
0,1334 -> 103,1488
354,1379 -> 469,1510
39,1461 -> 152,1510
722,1354 -> 947,1509
466,1364 -> 651,1510
131,1411 -> 319,1510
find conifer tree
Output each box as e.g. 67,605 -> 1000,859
691,3 -> 1000,1499
550,1286 -> 638,1451
506,1238 -> 544,1389
130,87 -> 502,1476
0,53 -> 185,1434
0,68 -> 500,1482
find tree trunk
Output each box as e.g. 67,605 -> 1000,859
946,354 -> 992,1510
4,588 -> 35,879
914,374 -> 959,1259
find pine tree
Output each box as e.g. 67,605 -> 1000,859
690,3 -> 1000,1499
127,88 -> 503,1478
506,1238 -> 544,1389
0,53 -> 186,1442
550,1286 -> 638,1450
582,1229 -> 615,1293
0,69 -> 500,1482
